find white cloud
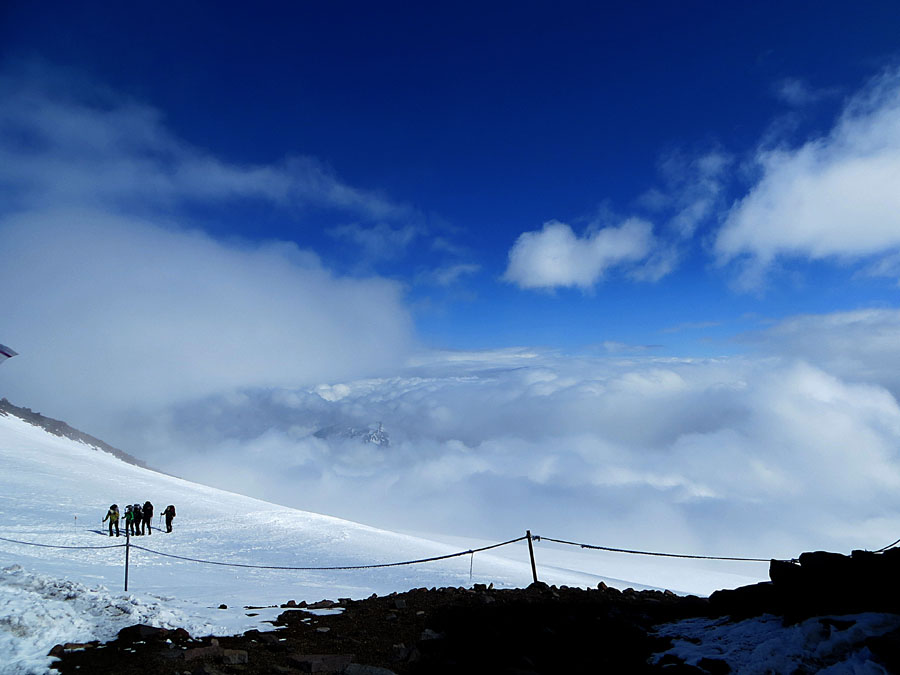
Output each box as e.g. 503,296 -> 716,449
327,222 -> 420,261
503,218 -> 656,290
119,347 -> 900,560
426,263 -> 481,286
0,210 -> 415,428
717,69 -> 900,284
746,308 -> 900,398
0,63 -> 409,222
0,62 -> 417,433
774,77 -> 840,107
658,150 -> 732,238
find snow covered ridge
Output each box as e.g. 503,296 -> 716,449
0,398 -> 147,468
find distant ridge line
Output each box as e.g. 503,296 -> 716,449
0,397 -> 148,469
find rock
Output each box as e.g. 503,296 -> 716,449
48,644 -> 64,658
308,599 -> 336,609
222,649 -> 248,664
218,604 -> 227,609
698,656 -> 731,674
709,582 -> 777,618
392,598 -> 407,609
419,629 -> 444,641
344,665 -> 399,675
117,624 -> 171,644
183,644 -> 225,662
286,653 -> 354,672
191,664 -> 226,675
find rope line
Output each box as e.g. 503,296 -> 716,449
0,534 -> 126,551
128,536 -> 528,571
534,535 -> 773,562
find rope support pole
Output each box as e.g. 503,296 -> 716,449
124,529 -> 130,592
526,530 -> 539,584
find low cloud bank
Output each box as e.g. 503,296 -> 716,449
128,340 -> 900,562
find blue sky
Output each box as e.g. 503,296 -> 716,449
4,1 -> 900,356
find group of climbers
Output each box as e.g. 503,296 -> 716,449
102,502 -> 176,537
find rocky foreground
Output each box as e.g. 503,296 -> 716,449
49,549 -> 900,674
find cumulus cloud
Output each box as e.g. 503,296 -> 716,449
121,347 -> 900,563
503,219 -> 657,290
0,62 -> 416,435
717,69 -> 900,285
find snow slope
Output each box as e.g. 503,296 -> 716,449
0,410 -> 618,674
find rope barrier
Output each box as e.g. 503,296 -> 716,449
876,536 -> 900,553
0,534 -> 126,550
533,535 -> 773,562
128,535 -> 528,571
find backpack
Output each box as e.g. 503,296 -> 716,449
167,505 -> 176,517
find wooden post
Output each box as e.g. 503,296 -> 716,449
124,528 -> 130,592
526,530 -> 539,584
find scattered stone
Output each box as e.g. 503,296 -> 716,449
316,627 -> 331,634
218,604 -> 228,609
308,600 -> 336,609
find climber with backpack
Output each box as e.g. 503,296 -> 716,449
142,501 -> 154,535
163,504 -> 176,533
102,504 -> 120,537
132,503 -> 143,535
123,504 -> 135,536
